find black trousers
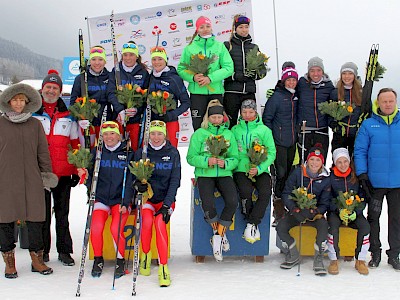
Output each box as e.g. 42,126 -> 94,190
276,212 -> 328,247
367,188 -> 400,258
233,172 -> 271,225
274,144 -> 296,198
328,212 -> 370,259
43,176 -> 73,254
297,128 -> 329,163
190,94 -> 223,131
331,132 -> 356,158
223,92 -> 256,129
197,176 -> 238,227
0,221 -> 44,253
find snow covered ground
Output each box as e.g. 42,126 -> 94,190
2,147 -> 399,299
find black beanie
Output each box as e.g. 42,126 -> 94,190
42,69 -> 63,91
208,105 -> 224,116
234,15 -> 250,29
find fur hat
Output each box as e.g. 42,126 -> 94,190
0,83 -> 42,113
42,69 -> 63,91
308,57 -> 324,72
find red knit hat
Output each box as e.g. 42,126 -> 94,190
307,143 -> 325,164
196,16 -> 212,31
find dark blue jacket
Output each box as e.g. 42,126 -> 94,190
263,83 -> 298,147
297,75 -> 334,128
282,165 -> 331,214
134,141 -> 181,207
329,88 -> 362,137
148,66 -> 190,122
70,67 -> 113,126
107,62 -> 150,124
329,168 -> 366,215
86,141 -> 134,208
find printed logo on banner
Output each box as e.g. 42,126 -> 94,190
100,39 -> 112,44
215,14 -> 226,24
167,8 -> 177,17
180,135 -> 189,142
217,29 -> 232,36
183,111 -> 190,117
144,11 -> 162,21
203,4 -> 211,10
185,36 -> 193,43
234,0 -> 246,6
173,53 -> 181,61
186,19 -> 194,28
161,41 -> 168,47
170,23 -> 177,31
196,5 -> 202,11
173,38 -> 182,47
137,45 -> 146,55
214,1 -> 231,7
181,6 -> 192,14
131,29 -> 146,39
130,15 -> 141,25
96,19 -> 108,31
69,60 -> 80,76
115,18 -> 126,27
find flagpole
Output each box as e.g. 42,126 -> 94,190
272,0 -> 280,78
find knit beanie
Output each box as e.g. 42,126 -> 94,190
42,69 -> 63,91
332,147 -> 350,165
308,57 -> 324,72
196,16 -> 212,31
281,61 -> 298,83
208,105 -> 224,116
150,47 -> 168,62
340,62 -> 358,77
150,120 -> 167,135
234,15 -> 250,29
307,143 -> 325,164
89,46 -> 106,61
122,42 -> 139,57
101,121 -> 121,135
241,99 -> 257,111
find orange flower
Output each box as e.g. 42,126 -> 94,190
198,54 -> 205,60
347,106 -> 353,113
346,198 -> 353,205
135,86 -> 141,93
355,195 -> 362,202
307,193 -> 314,199
163,91 -> 169,99
89,99 -> 96,103
141,89 -> 147,95
156,90 -> 162,97
126,83 -> 133,90
254,144 -> 261,152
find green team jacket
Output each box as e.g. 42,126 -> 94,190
187,122 -> 238,178
231,115 -> 276,174
177,35 -> 234,95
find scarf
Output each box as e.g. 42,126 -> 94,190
4,111 -> 32,123
149,140 -> 166,150
105,141 -> 121,152
122,62 -> 138,73
153,66 -> 170,78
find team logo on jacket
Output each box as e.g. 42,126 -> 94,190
134,75 -> 143,80
118,155 -> 127,160
162,156 -> 171,161
160,80 -> 169,87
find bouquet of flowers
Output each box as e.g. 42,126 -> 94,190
205,135 -> 230,158
148,90 -> 176,115
68,97 -> 100,123
67,144 -> 93,184
181,52 -> 217,91
129,158 -> 155,200
335,190 -> 364,226
116,83 -> 147,110
244,46 -> 269,79
289,187 -> 317,210
246,139 -> 268,182
369,61 -> 386,82
318,100 -> 355,121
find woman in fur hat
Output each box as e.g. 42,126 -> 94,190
0,83 -> 58,279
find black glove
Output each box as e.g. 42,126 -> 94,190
291,208 -> 306,223
234,72 -> 245,82
301,208 -> 317,220
70,174 -> 80,187
157,113 -> 171,123
155,204 -> 172,224
133,180 -> 148,194
358,173 -> 374,199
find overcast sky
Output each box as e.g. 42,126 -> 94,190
2,0 -> 399,100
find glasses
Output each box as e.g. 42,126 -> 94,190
101,122 -> 119,129
150,46 -> 166,53
235,16 -> 250,23
150,120 -> 166,127
123,43 -> 138,49
90,47 -> 104,54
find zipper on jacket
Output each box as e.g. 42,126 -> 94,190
291,94 -> 295,144
314,89 -> 318,128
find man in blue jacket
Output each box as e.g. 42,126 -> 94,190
354,88 -> 400,271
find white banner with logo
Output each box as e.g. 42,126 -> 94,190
87,0 -> 253,146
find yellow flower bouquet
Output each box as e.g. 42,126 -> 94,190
67,144 -> 93,184
129,158 -> 155,200
246,140 -> 267,182
289,187 -> 317,210
148,90 -> 176,115
205,135 -> 229,158
116,83 -> 147,109
244,46 -> 269,79
68,97 -> 100,122
181,52 -> 217,92
335,190 -> 364,225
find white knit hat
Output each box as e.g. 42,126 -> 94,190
332,147 -> 350,165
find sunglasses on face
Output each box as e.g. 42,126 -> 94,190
150,46 -> 166,53
235,16 -> 250,23
101,122 -> 119,129
123,43 -> 137,49
90,47 -> 105,54
151,120 -> 166,127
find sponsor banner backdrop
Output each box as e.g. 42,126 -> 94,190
62,57 -> 80,86
87,0 -> 253,146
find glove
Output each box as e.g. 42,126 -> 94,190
292,208 -> 306,223
266,88 -> 275,100
157,113 -> 171,123
116,110 -> 126,125
155,204 -> 173,224
125,108 -> 137,117
348,211 -> 357,222
301,208 -> 317,220
234,72 -> 245,82
78,120 -> 90,130
330,120 -> 339,132
358,173 -> 374,199
133,180 -> 148,194
70,174 -> 80,187
339,209 -> 349,222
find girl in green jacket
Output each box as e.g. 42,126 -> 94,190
231,99 -> 276,244
177,16 -> 234,131
187,99 -> 238,262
